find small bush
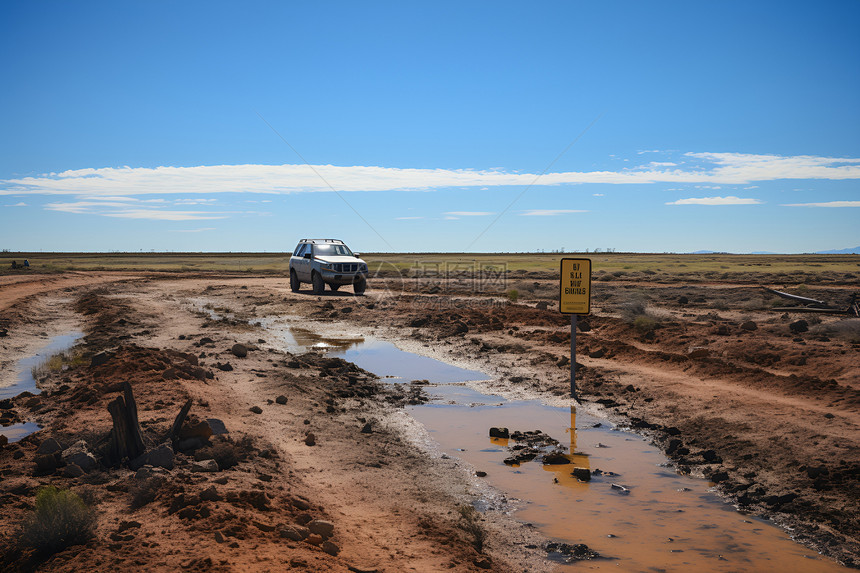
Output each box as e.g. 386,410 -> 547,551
633,315 -> 658,335
507,289 -> 519,302
194,436 -> 251,470
811,319 -> 860,343
457,505 -> 487,553
20,487 -> 96,555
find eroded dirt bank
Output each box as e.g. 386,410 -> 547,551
1,271 -> 858,570
0,276 -> 548,572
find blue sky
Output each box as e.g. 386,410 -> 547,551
1,1 -> 858,253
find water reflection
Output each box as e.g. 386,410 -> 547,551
272,325 -> 847,571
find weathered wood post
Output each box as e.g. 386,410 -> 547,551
106,382 -> 146,464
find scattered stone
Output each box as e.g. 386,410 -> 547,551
688,347 -> 710,359
275,395 -> 288,405
231,343 -> 248,358
610,483 -> 630,494
216,362 -> 233,371
0,435 -> 7,448
789,320 -> 809,334
536,301 -> 549,310
192,459 -> 219,473
740,320 -> 758,331
556,356 -> 570,367
588,348 -> 606,359
322,540 -> 340,556
347,566 -> 379,573
34,454 -> 60,474
474,556 -> 492,569
62,441 -> 98,472
63,463 -> 84,478
545,542 -> 601,561
180,420 -> 213,441
253,520 -> 276,532
91,351 -> 113,367
542,452 -> 570,465
308,520 -> 335,538
305,533 -> 324,546
572,467 -> 591,481
249,406 -> 263,414
214,531 -> 225,543
489,427 -> 509,439
131,443 -> 175,471
475,471 -> 487,477
304,433 -> 316,446
280,525 -> 309,541
206,418 -> 228,435
200,486 -> 221,501
36,437 -> 63,456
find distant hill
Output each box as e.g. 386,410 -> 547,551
816,246 -> 860,254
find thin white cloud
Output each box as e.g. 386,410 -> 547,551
395,216 -> 423,220
666,196 -> 763,206
5,202 -> 27,207
45,201 -> 228,220
593,193 -> 604,196
172,227 -> 217,232
444,211 -> 494,216
2,152 -> 857,199
782,201 -> 860,207
520,209 -> 588,216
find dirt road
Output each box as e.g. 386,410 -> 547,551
0,272 -> 858,571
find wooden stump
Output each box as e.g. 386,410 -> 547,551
105,382 -> 146,465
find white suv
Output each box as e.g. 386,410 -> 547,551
289,239 -> 368,295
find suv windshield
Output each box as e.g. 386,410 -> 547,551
314,244 -> 353,257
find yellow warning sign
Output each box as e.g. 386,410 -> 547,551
559,258 -> 591,315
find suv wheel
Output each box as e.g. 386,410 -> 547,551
290,270 -> 300,292
330,284 -> 340,292
353,276 -> 366,296
312,271 -> 325,295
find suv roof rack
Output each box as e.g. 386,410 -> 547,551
299,239 -> 344,244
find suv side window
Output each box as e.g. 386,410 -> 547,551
296,244 -> 308,257
293,244 -> 303,256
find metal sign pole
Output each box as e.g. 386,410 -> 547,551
571,314 -> 577,399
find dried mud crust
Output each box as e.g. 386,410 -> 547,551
265,278 -> 860,568
0,283 -> 548,572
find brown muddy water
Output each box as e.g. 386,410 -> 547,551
271,324 -> 847,571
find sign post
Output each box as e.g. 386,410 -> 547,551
559,258 -> 592,399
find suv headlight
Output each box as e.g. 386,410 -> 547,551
360,263 -> 367,272
319,263 -> 333,271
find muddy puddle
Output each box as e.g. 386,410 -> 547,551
268,325 -> 846,571
0,331 -> 83,443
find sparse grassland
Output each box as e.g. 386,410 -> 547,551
1,252 -> 858,285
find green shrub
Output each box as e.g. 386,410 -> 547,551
633,315 -> 658,335
20,486 -> 96,554
507,289 -> 519,302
